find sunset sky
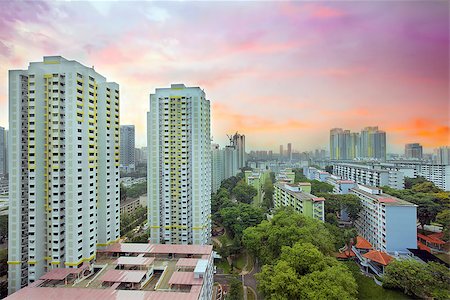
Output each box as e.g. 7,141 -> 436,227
0,1 -> 448,153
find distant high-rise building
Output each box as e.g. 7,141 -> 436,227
330,128 -> 356,160
8,56 -> 120,293
147,84 -> 211,245
120,125 -> 135,172
0,127 -> 7,176
211,144 -> 225,193
224,145 -> 238,179
434,146 -> 450,165
231,133 -> 245,170
405,143 -> 423,159
279,145 -> 284,158
331,127 -> 385,161
287,143 -> 292,161
360,126 -> 386,160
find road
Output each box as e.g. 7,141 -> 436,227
243,258 -> 263,300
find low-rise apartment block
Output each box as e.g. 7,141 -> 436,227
333,163 -> 404,189
326,175 -> 356,194
6,243 -> 214,300
350,185 -> 417,253
274,182 -> 325,221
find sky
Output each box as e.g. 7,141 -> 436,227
0,1 -> 448,153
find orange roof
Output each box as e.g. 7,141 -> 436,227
363,250 -> 393,266
418,241 -> 431,253
335,250 -> 356,259
355,236 -> 373,249
417,233 -> 446,245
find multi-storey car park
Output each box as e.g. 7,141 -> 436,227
5,243 -> 214,300
8,56 -> 120,294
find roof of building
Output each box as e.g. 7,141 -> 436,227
417,233 -> 446,245
168,272 -> 203,286
39,268 -> 84,280
5,287 -> 200,300
351,187 -> 416,207
355,236 -> 373,249
275,182 -> 323,202
337,180 -> 355,184
363,250 -> 393,266
98,243 -> 213,255
176,258 -> 199,268
417,241 -> 431,253
335,250 -> 356,259
100,270 -> 147,283
115,256 -> 155,266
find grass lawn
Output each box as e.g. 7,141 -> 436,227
434,253 -> 450,264
343,261 -> 411,300
218,232 -> 232,247
216,259 -> 231,274
234,253 -> 246,271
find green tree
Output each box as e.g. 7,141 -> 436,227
383,259 -> 450,299
257,243 -> 357,300
310,180 -> 334,194
226,276 -> 244,300
436,209 -> 450,240
404,176 -> 428,189
298,264 -> 357,300
262,176 -> 274,210
0,215 -> 7,238
292,168 -> 308,183
412,181 -> 442,193
243,208 -> 335,264
232,180 -> 257,204
257,260 -> 301,299
220,203 -> 265,239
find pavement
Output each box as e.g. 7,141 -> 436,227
243,258 -> 263,300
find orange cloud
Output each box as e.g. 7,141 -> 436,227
389,118 -> 449,148
212,102 -> 308,134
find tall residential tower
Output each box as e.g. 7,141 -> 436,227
147,84 -> 211,245
119,125 -> 135,172
8,56 -> 120,293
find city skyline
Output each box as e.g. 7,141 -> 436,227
0,1 -> 448,152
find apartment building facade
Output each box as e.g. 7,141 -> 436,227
8,56 -> 120,293
332,163 -> 404,189
147,84 -> 211,245
273,182 -> 325,221
350,185 -> 417,253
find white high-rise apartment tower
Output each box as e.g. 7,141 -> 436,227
147,84 -> 211,245
8,56 -> 120,294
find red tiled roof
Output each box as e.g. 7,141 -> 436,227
417,233 -> 446,245
363,250 -> 393,266
312,197 -> 325,202
335,250 -> 356,259
418,241 -> 431,253
168,272 -> 203,286
99,270 -> 146,283
355,236 -> 373,249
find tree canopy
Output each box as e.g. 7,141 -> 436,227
256,242 -> 357,300
242,208 -> 335,264
318,193 -> 362,224
383,259 -> 450,299
220,202 -> 265,239
232,180 -> 257,204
